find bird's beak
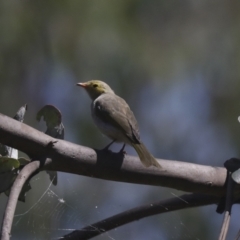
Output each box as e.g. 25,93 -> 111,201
76,83 -> 87,88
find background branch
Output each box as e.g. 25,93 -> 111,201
63,193 -> 220,240
1,161 -> 40,240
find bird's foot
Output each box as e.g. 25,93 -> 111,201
102,140 -> 115,152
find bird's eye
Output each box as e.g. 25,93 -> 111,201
93,84 -> 98,88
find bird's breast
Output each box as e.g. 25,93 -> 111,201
91,100 -> 129,143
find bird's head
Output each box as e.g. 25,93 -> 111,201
76,80 -> 114,100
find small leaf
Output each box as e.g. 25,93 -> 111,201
18,157 -> 30,166
0,157 -> 20,173
46,170 -> 58,185
14,104 -> 27,122
0,169 -> 18,193
37,105 -> 65,185
0,105 -> 31,198
1,104 -> 28,159
18,180 -> 31,202
37,105 -> 64,139
8,148 -> 18,159
232,169 -> 240,184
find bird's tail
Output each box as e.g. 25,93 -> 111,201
132,142 -> 161,169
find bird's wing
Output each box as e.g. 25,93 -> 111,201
94,94 -> 141,144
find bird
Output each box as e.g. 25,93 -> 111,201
76,80 -> 161,169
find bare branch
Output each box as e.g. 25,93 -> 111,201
1,161 -> 40,240
63,193 -> 220,240
234,229 -> 240,240
0,113 -> 229,195
218,172 -> 235,240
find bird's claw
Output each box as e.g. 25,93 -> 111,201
102,140 -> 115,152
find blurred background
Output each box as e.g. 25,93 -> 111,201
1,1 -> 240,239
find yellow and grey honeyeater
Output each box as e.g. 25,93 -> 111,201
76,80 -> 161,169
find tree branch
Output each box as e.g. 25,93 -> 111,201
0,113 -> 229,195
63,193 -> 220,240
1,161 -> 40,240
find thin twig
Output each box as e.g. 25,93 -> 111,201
1,161 -> 40,240
218,172 -> 234,240
63,193 -> 220,240
234,229 -> 240,240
